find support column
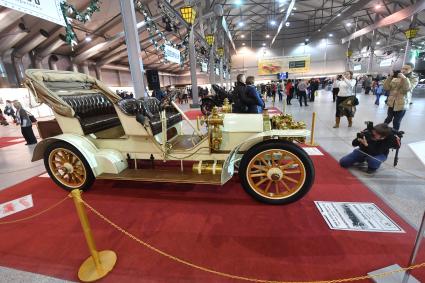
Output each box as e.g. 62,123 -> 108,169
367,31 -> 375,74
119,0 -> 146,99
94,66 -> 102,81
219,58 -> 223,87
189,27 -> 199,108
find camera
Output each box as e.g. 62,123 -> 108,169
337,74 -> 343,80
393,70 -> 401,78
356,121 -> 374,139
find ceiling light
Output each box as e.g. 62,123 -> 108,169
285,22 -> 290,27
85,36 -> 92,42
238,22 -> 244,27
235,0 -> 242,5
262,43 -> 266,46
346,22 -> 352,27
318,29 -> 321,32
375,4 -> 381,9
293,7 -> 297,10
270,20 -> 276,25
376,41 -> 380,45
280,8 -> 285,12
266,34 -> 270,38
241,34 -> 245,38
242,42 -> 245,46
337,13 -> 341,16
329,33 -> 333,37
291,12 -> 294,15
305,38 -> 310,41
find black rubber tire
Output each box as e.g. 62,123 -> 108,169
201,99 -> 215,115
239,140 -> 315,205
44,141 -> 95,192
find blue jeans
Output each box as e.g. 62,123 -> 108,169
339,149 -> 387,170
384,107 -> 406,131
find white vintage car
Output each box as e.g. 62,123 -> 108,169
25,69 -> 314,205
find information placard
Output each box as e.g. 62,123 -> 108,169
0,0 -> 66,26
315,201 -> 404,233
0,194 -> 34,219
164,45 -> 181,64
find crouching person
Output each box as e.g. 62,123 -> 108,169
339,123 -> 400,174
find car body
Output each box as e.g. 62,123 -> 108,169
24,69 -> 315,204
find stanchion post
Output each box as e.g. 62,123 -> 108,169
305,112 -> 318,146
70,189 -> 117,282
402,209 -> 425,283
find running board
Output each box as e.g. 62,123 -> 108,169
97,168 -> 222,185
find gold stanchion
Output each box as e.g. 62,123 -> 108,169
305,112 -> 318,146
70,189 -> 117,282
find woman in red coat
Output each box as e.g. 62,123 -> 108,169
285,80 -> 293,105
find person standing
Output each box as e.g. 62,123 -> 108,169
364,75 -> 372,95
232,74 -> 248,113
285,80 -> 293,105
374,80 -> 384,105
309,78 -> 319,102
333,71 -> 357,128
332,76 -> 341,102
13,101 -> 37,145
383,63 -> 418,130
278,81 -> 283,102
298,79 -> 309,107
245,76 -> 265,114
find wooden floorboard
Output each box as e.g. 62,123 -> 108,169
97,168 -> 222,185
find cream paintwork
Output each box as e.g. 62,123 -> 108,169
54,112 -> 85,136
222,114 -> 263,132
32,133 -> 127,176
113,105 -> 151,136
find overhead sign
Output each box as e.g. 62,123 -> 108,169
0,194 -> 34,219
201,62 -> 208,72
0,0 -> 66,26
380,58 -> 393,67
353,64 -> 362,71
164,45 -> 181,64
315,201 -> 404,233
258,55 -> 311,75
215,68 -> 219,76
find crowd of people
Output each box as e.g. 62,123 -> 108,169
229,62 -> 419,174
0,100 -> 37,145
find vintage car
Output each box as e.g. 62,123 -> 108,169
24,69 -> 314,205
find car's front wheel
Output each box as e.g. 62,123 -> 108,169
239,141 -> 314,205
44,141 -> 95,191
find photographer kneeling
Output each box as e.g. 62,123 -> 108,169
339,123 -> 400,174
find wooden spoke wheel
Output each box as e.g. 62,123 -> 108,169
44,142 -> 95,191
240,141 -> 314,205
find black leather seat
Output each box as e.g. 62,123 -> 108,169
117,98 -> 182,135
60,93 -> 120,135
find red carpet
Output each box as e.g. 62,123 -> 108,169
0,148 -> 424,282
184,107 -> 282,120
0,137 -> 25,148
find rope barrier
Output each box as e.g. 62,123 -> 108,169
0,195 -> 70,225
80,198 -> 425,283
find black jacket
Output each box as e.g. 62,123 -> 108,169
352,131 -> 399,156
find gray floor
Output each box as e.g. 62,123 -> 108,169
0,89 -> 424,282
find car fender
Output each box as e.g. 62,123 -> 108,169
32,134 -> 127,176
221,129 -> 310,184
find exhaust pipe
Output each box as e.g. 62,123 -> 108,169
48,55 -> 59,70
34,34 -> 66,68
12,29 -> 50,84
0,23 -> 29,54
0,9 -> 24,33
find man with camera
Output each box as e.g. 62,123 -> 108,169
339,123 -> 400,174
383,63 -> 418,130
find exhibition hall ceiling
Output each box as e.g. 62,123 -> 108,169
0,0 -> 424,73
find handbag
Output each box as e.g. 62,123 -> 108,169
353,97 -> 359,106
26,111 -> 37,123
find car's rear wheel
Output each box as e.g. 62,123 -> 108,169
239,141 -> 314,205
44,141 -> 95,191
